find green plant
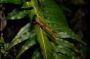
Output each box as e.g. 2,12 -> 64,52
0,0 -> 86,59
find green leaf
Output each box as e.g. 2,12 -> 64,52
0,0 -> 25,4
53,38 -> 77,59
8,23 -> 30,50
55,39 -> 77,59
16,34 -> 36,59
31,49 -> 42,59
7,10 -> 28,20
35,25 -> 55,59
0,36 -> 5,55
28,0 -> 85,58
22,1 -> 32,8
31,0 -> 86,45
54,53 -> 76,59
0,36 -> 5,44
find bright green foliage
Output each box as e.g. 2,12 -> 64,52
0,0 -> 25,4
0,0 -> 86,59
35,25 -> 55,59
7,10 -> 28,20
16,34 -> 36,59
31,49 -> 42,59
7,23 -> 31,50
30,0 -> 85,45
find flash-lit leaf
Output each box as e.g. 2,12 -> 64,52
35,25 -> 55,59
8,23 -> 30,50
54,53 -> 76,59
54,38 -> 77,59
7,10 -> 28,20
0,0 -> 25,4
29,0 -> 86,59
31,49 -> 42,59
16,34 -> 36,59
56,39 -> 77,59
31,0 -> 86,45
22,1 -> 32,8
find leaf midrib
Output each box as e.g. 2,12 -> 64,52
39,27 -> 47,59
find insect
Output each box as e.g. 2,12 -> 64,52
32,15 -> 57,43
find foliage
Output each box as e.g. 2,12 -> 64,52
0,0 -> 86,59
